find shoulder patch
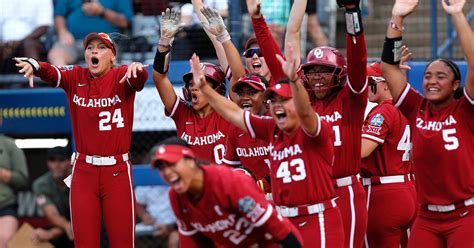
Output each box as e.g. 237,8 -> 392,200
370,113 -> 384,127
238,196 -> 256,214
58,65 -> 74,71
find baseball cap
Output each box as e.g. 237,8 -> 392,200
244,37 -> 258,51
232,74 -> 267,93
264,83 -> 293,101
83,32 -> 117,55
151,144 -> 195,168
47,146 -> 70,161
366,62 -> 384,82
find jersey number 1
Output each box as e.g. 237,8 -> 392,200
99,109 -> 124,131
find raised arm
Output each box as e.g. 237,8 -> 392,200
442,0 -> 474,98
247,0 -> 286,82
152,8 -> 183,113
381,0 -> 418,100
191,0 -> 229,71
200,6 -> 246,101
339,0 -> 368,93
284,0 -> 307,69
277,44 -> 319,135
190,54 -> 248,132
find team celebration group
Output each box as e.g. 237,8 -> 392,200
14,0 -> 474,247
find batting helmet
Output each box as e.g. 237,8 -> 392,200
182,62 -> 226,101
301,47 -> 347,87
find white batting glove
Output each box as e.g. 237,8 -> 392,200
200,6 -> 230,43
160,8 -> 183,46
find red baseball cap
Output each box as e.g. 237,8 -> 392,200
232,74 -> 267,93
151,144 -> 195,167
264,83 -> 292,100
83,32 -> 117,55
366,62 -> 384,81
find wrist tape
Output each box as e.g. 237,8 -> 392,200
153,49 -> 171,74
345,7 -> 363,36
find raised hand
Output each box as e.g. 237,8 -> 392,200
246,0 -> 262,18
190,53 -> 206,88
276,43 -> 299,81
14,57 -> 37,88
119,62 -> 148,83
200,6 -> 230,43
392,0 -> 419,18
441,0 -> 465,15
160,8 -> 183,46
399,45 -> 412,71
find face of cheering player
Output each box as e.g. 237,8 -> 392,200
235,84 -> 266,115
244,45 -> 271,82
368,77 -> 387,104
268,95 -> 299,133
189,79 -> 213,115
304,65 -> 338,100
85,39 -> 115,78
157,157 -> 202,195
47,158 -> 71,180
423,60 -> 460,108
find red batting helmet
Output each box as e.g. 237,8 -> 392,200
182,62 -> 226,101
301,46 -> 347,87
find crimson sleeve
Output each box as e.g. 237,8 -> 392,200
346,34 -> 368,94
223,127 -> 241,166
393,84 -> 424,125
362,105 -> 391,144
120,65 -> 148,92
243,111 -> 275,141
251,16 -> 285,84
228,171 -> 292,242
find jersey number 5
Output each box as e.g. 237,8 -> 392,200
442,128 -> 459,151
99,109 -> 125,131
276,158 -> 306,183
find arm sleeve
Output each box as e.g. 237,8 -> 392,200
35,62 -> 77,92
361,106 -> 391,144
251,16 -> 285,84
393,84 -> 424,124
6,139 -> 28,189
228,171 -> 291,242
243,111 -> 275,141
223,128 -> 241,166
164,97 -> 187,124
346,34 -> 368,95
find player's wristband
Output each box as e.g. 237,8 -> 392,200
381,36 -> 403,65
15,57 -> 40,72
216,30 -> 231,43
277,232 -> 302,248
344,7 -> 363,36
153,48 -> 171,74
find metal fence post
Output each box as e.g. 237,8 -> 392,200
431,0 -> 438,59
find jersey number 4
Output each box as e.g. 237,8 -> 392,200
397,125 -> 412,161
99,109 -> 124,131
276,158 -> 307,183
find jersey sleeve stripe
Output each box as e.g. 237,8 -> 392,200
51,65 -> 61,88
244,111 -> 256,139
361,134 -> 385,144
178,227 -> 198,236
394,84 -> 411,108
168,97 -> 180,118
347,77 -> 368,94
302,113 -> 322,137
464,88 -> 474,105
222,158 -> 241,165
253,205 -> 273,227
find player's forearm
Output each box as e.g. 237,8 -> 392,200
291,78 -> 318,134
35,62 -> 62,87
285,0 -> 307,69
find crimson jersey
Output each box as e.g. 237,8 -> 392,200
395,84 -> 474,205
243,111 -> 335,207
361,100 -> 412,177
170,166 -> 297,247
35,62 -> 147,155
311,35 -> 368,178
223,125 -> 270,181
166,98 -> 231,164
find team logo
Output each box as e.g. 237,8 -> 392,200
238,196 -> 256,214
59,65 -> 74,71
314,48 -> 324,58
370,113 -> 384,127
